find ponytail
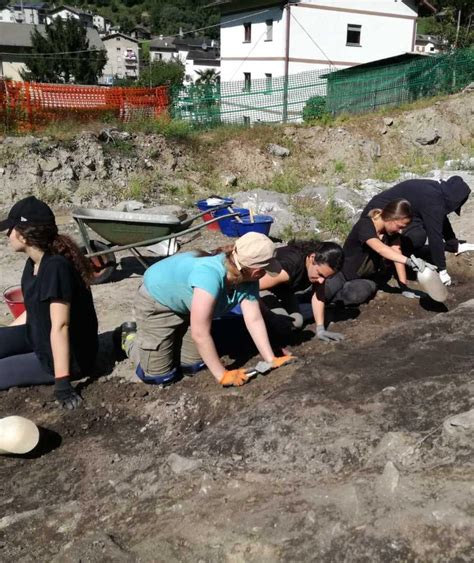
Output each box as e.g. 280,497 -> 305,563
369,199 -> 412,222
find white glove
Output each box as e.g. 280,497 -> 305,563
439,270 -> 452,286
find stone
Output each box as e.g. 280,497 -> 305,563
167,453 -> 202,475
39,157 -> 61,173
221,173 -> 238,187
267,143 -> 290,158
371,432 -> 419,467
375,461 -> 400,496
114,200 -> 145,212
442,409 -> 474,446
383,117 -> 394,126
415,130 -> 441,145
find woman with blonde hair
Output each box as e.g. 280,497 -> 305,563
123,232 -> 295,386
325,199 -> 435,305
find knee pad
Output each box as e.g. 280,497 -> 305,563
181,361 -> 206,375
341,279 -> 377,306
290,312 -> 304,330
135,364 -> 178,385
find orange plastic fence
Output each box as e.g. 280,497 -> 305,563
0,80 -> 169,130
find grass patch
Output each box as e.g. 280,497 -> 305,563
334,160 -> 346,174
373,161 -> 401,182
124,115 -> 195,142
291,194 -> 351,241
102,138 -> 137,158
269,168 -> 303,194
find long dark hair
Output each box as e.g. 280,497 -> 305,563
368,199 -> 412,222
15,223 -> 93,286
288,239 -> 344,272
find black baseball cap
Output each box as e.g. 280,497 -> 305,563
0,196 -> 56,232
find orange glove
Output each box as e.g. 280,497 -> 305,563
271,355 -> 297,369
219,369 -> 249,387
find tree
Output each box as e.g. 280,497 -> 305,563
195,68 -> 220,86
418,2 -> 474,48
21,17 -> 107,84
138,59 -> 185,88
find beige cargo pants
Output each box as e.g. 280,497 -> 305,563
126,284 -> 202,376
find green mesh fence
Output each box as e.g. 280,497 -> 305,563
170,48 -> 474,127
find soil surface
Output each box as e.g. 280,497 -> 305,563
1,198 -> 473,561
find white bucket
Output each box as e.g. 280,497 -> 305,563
0,416 -> 40,455
417,269 -> 448,303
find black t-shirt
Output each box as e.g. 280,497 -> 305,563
274,245 -> 311,294
21,254 -> 99,376
342,216 -> 382,280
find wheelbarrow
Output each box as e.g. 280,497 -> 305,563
73,205 -> 240,284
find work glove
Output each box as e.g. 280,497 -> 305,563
54,377 -> 83,410
439,270 -> 452,286
398,282 -> 420,299
316,325 -> 345,342
219,369 -> 249,387
405,255 -> 436,273
271,355 -> 297,369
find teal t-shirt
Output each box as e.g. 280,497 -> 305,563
144,252 -> 259,317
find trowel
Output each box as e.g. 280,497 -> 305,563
245,357 -> 297,378
0,416 -> 40,455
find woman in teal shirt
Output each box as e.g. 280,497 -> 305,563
124,232 -> 294,386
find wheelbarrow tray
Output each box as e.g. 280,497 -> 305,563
72,208 -> 190,246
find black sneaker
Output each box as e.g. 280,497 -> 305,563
112,322 -> 137,360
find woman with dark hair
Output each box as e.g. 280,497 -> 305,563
325,199 -> 435,305
0,196 -> 98,409
259,240 -> 346,342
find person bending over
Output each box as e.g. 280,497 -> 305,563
122,232 -> 295,387
0,197 -> 98,409
259,240 -> 345,343
326,199 -> 435,305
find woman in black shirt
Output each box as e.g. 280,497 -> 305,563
259,240 -> 345,342
325,199 -> 434,305
0,197 -> 98,409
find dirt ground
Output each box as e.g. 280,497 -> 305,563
0,190 -> 473,562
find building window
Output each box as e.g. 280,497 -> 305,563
116,47 -> 121,51
265,20 -> 273,41
346,24 -> 361,46
243,116 -> 250,126
265,73 -> 272,93
244,72 -> 251,92
244,22 -> 251,43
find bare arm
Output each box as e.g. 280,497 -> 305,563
366,237 -> 409,265
241,298 -> 275,363
10,310 -> 27,327
50,300 -> 71,379
259,269 -> 290,291
190,288 -> 225,382
391,241 -> 408,285
311,288 -> 325,327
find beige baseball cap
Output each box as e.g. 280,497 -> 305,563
232,232 -> 281,277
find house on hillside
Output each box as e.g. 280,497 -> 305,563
130,25 -> 152,41
47,5 -> 93,27
9,2 -> 49,25
0,7 -> 15,22
100,33 -> 139,85
0,22 -> 103,81
149,36 -> 178,62
210,0 -> 436,82
93,14 -> 112,36
415,34 -> 447,53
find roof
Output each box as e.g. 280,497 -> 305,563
48,5 -> 92,17
10,2 -> 49,9
188,48 -> 220,63
0,22 -> 104,49
174,36 -> 216,49
149,36 -> 177,50
322,52 -> 428,78
416,34 -> 447,45
102,32 -> 138,44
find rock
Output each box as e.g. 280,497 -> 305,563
442,409 -> 474,446
375,461 -> 400,496
371,432 -> 419,466
415,130 -> 441,145
267,143 -> 290,158
383,117 -> 394,126
143,159 -> 154,170
221,173 -> 238,187
51,533 -> 133,563
114,200 -> 145,212
38,157 -> 61,173
462,81 -> 474,93
167,453 -> 202,475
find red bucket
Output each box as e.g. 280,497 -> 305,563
3,286 -> 25,319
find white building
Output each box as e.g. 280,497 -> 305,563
47,5 -> 93,27
10,2 -> 49,25
0,8 -> 15,22
101,33 -> 139,84
149,36 -> 178,63
215,0 -> 436,82
93,14 -> 111,35
415,33 -> 446,53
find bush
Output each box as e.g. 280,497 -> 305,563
302,95 -> 328,123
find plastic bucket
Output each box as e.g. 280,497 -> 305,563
196,197 -> 234,231
232,215 -> 274,237
214,207 -> 250,237
3,286 -> 25,319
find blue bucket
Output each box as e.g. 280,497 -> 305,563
195,197 -> 234,231
232,215 -> 274,237
214,207 -> 250,237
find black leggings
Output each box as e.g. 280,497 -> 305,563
0,325 -> 54,390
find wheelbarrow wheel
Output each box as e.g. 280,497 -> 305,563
81,240 -> 117,285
